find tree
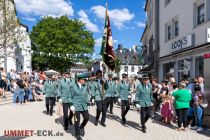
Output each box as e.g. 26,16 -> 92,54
30,16 -> 95,72
0,0 -> 25,71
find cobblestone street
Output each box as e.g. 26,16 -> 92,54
0,101 -> 209,140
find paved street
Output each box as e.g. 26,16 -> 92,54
0,101 -> 209,140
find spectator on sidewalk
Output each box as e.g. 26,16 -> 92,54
172,82 -> 191,131
192,84 -> 204,132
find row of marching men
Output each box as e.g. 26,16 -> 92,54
42,70 -> 153,140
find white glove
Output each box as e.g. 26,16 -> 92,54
91,99 -> 95,104
151,103 -> 154,106
70,106 -> 75,113
136,104 -> 141,109
58,99 -> 62,103
118,98 -> 121,103
128,95 -> 131,99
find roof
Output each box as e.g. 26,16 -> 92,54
19,22 -> 29,32
144,0 -> 149,11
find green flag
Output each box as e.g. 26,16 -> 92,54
100,4 -> 116,71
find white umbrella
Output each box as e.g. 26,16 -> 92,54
45,69 -> 59,74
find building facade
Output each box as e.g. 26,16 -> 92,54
141,0 -> 159,78
0,0 -> 31,72
158,0 -> 210,82
92,44 -> 142,79
158,0 -> 210,126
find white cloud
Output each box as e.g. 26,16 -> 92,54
95,38 -> 118,47
14,0 -> 74,17
78,10 -> 99,33
91,6 -> 135,29
137,22 -> 146,28
142,1 -> 146,9
22,17 -> 36,22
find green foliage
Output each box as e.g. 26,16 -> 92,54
30,16 -> 94,72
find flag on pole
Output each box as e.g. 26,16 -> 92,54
100,3 -> 116,71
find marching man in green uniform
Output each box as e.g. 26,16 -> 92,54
58,72 -> 74,130
105,73 -> 116,114
43,74 -> 57,116
92,70 -> 107,127
70,74 -> 90,140
135,74 -> 153,133
117,73 -> 131,125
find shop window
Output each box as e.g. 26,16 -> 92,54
178,58 -> 191,82
163,62 -> 174,80
195,56 -> 204,77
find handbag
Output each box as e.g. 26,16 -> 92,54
200,97 -> 208,108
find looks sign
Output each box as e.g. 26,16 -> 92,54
170,34 -> 193,53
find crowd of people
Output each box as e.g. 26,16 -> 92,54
0,67 -> 45,104
41,70 -> 207,140
0,67 -> 208,140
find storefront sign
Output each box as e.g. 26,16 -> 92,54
207,28 -> 210,42
203,53 -> 210,59
170,34 -> 193,53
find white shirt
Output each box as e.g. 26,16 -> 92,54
77,82 -> 82,88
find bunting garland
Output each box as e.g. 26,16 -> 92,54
30,50 -> 100,61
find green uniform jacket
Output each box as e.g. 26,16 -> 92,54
92,79 -> 107,101
117,81 -> 130,101
106,80 -> 116,98
172,89 -> 191,109
86,81 -> 94,99
58,78 -> 73,103
43,80 -> 56,97
135,83 -> 153,107
71,83 -> 89,111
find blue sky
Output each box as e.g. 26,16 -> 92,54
14,0 -> 146,57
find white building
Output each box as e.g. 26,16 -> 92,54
158,0 -> 210,82
15,23 -> 32,72
0,0 -> 31,72
92,59 -> 142,79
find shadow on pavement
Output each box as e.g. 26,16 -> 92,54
54,116 -> 75,138
106,113 -> 141,131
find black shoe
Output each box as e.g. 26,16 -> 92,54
95,121 -> 98,126
110,112 -> 114,114
100,123 -> 106,127
69,120 -> 73,125
64,126 -> 68,130
80,127 -> 85,137
76,135 -> 82,140
50,113 -> 52,116
46,111 -> 49,115
142,128 -> 146,133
